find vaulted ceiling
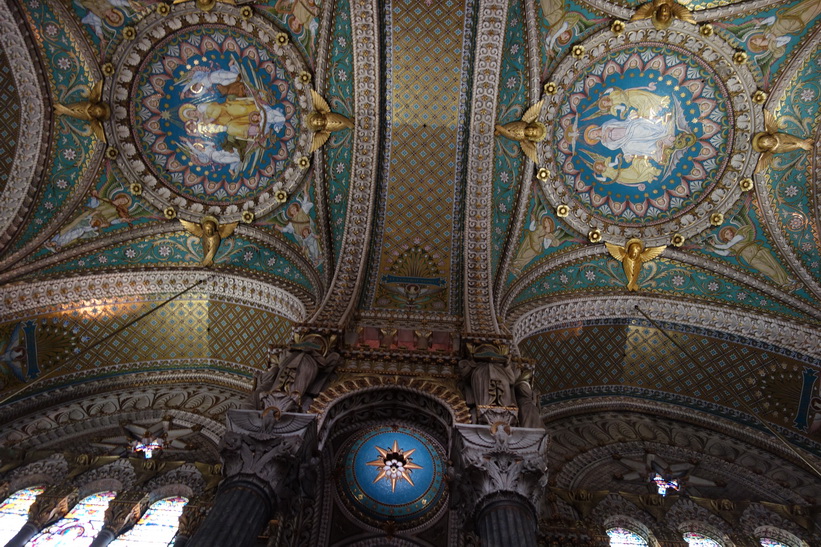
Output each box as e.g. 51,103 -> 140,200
0,0 -> 819,507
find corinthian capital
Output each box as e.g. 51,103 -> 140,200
220,410 -> 317,500
451,423 -> 548,515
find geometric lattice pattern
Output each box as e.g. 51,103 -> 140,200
371,0 -> 466,311
0,297 -> 293,394
0,47 -> 20,194
519,321 -> 809,428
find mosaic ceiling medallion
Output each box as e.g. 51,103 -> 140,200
338,426 -> 446,530
539,21 -> 760,246
108,5 -> 312,221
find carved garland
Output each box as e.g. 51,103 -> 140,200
310,0 -> 380,326
464,0 -> 509,334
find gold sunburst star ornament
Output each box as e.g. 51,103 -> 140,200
365,440 -> 424,492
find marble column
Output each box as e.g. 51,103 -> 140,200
186,411 -> 316,547
451,423 -> 548,547
171,496 -> 211,547
4,484 -> 77,547
88,490 -> 149,547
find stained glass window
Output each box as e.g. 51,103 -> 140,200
26,491 -> 116,546
683,532 -> 722,547
110,496 -> 187,546
607,527 -> 649,546
0,486 -> 45,545
760,540 -> 790,547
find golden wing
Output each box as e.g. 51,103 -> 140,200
763,109 -> 781,134
90,121 -> 107,143
631,1 -> 655,21
605,242 -> 626,261
310,131 -> 331,153
754,152 -> 773,174
326,112 -> 354,131
218,221 -> 239,238
520,141 -> 539,164
179,219 -> 204,237
522,100 -> 544,124
311,89 -> 330,114
89,80 -> 104,102
639,245 -> 666,262
671,3 -> 695,24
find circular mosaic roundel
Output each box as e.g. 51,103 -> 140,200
540,22 -> 759,246
338,426 -> 446,528
109,5 -> 312,221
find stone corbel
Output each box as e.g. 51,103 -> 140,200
451,422 -> 548,516
64,453 -> 121,481
128,457 -> 185,486
26,483 -> 78,529
101,490 -> 150,535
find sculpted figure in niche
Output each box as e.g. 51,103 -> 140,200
253,346 -> 341,413
514,370 -> 543,429
459,357 -> 518,411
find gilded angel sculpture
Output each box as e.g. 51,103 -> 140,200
631,0 -> 695,30
605,238 -> 666,291
494,99 -> 546,164
180,216 -> 238,267
309,90 -> 354,152
53,81 -> 109,142
753,110 -> 814,173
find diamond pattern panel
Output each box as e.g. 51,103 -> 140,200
372,0 -> 466,311
519,323 -> 801,417
0,46 -> 20,194
0,297 -> 293,392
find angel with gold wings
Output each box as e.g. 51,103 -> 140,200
753,110 -> 813,173
605,238 -> 666,291
53,81 -> 109,142
495,100 -> 546,163
180,216 -> 238,267
309,90 -> 354,153
631,0 -> 695,30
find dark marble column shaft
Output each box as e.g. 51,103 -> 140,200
186,478 -> 273,547
475,494 -> 538,547
4,522 -> 40,547
88,528 -> 117,547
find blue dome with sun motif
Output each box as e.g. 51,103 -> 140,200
338,426 -> 446,527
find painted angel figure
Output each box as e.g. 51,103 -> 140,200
276,190 -> 323,266
583,151 -> 661,190
174,58 -> 242,97
180,216 -> 238,267
753,110 -> 813,173
511,212 -> 562,275
178,138 -> 242,176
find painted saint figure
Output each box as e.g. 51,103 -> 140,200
276,190 -> 323,267
584,116 -> 673,161
511,214 -> 560,275
710,225 -> 796,289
